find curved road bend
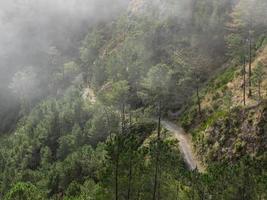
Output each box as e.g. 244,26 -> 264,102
161,120 -> 204,172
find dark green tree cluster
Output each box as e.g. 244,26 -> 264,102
0,86 -> 187,199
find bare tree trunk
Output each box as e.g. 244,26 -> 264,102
192,175 -> 195,200
248,34 -> 252,97
115,139 -> 119,200
115,103 -> 125,200
157,170 -> 161,200
243,57 -> 246,106
127,155 -> 133,200
127,112 -> 133,200
153,101 -> 161,200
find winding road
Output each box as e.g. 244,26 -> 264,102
83,87 -> 204,172
161,120 -> 204,172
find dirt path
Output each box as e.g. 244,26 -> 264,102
81,86 -> 205,172
161,120 -> 205,172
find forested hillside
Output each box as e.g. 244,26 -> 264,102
0,0 -> 267,199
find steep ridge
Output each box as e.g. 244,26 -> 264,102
180,44 -> 267,165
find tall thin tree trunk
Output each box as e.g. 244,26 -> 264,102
115,103 -> 125,200
153,101 -> 161,200
248,34 -> 252,97
243,57 -> 246,106
127,112 -> 133,200
115,138 -> 119,200
157,170 -> 161,200
191,174 -> 195,200
127,155 -> 133,200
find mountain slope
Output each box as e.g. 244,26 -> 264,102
180,44 -> 267,165
1,0 -> 267,199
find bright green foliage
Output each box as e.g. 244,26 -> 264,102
5,182 -> 44,200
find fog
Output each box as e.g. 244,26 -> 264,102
0,0 -> 129,91
0,0 -> 129,132
0,0 -> 266,131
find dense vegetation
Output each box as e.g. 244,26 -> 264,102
0,0 -> 267,199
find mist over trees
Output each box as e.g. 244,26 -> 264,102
0,0 -> 129,133
0,0 -> 267,199
0,0 -> 128,80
